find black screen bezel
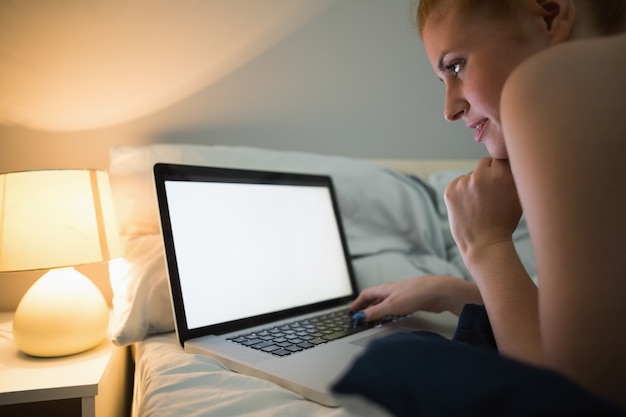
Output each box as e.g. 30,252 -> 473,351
153,162 -> 358,346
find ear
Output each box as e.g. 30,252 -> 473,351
532,0 -> 575,44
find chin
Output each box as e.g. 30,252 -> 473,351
484,143 -> 508,160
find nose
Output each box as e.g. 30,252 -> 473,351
443,84 -> 467,122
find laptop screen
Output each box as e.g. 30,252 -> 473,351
154,164 -> 357,341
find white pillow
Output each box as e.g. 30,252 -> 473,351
108,144 -> 449,345
109,234 -> 173,346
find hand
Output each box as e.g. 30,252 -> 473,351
349,275 -> 481,321
444,158 -> 522,257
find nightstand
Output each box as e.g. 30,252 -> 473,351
0,312 -> 132,417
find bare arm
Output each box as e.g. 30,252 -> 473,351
501,35 -> 626,408
350,275 -> 482,320
444,158 -> 542,365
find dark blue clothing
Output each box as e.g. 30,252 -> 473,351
332,304 -> 625,417
452,303 -> 498,351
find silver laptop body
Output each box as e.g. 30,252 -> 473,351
153,162 -> 435,406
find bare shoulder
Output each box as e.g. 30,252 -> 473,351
501,33 -> 626,165
502,33 -> 626,131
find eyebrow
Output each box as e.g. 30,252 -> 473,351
436,52 -> 450,76
437,56 -> 446,74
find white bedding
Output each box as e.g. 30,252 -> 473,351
105,145 -> 536,417
132,332 -> 349,417
132,312 -> 460,417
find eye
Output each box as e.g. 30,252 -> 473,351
445,59 -> 465,77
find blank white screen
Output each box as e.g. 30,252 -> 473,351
164,180 -> 353,330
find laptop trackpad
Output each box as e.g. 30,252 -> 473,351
349,328 -> 406,348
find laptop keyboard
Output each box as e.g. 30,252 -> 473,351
226,308 -> 403,357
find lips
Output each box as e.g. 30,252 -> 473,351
468,119 -> 488,143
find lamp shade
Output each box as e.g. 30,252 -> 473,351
1,169 -> 121,357
0,169 -> 122,272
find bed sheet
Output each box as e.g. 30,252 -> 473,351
132,331 -> 403,417
132,310 -> 460,417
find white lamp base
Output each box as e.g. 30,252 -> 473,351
13,267 -> 109,357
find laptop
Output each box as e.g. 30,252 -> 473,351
153,162 -> 434,406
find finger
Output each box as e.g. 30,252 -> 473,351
494,158 -> 514,175
349,299 -> 365,313
360,302 -> 392,322
444,176 -> 463,200
478,156 -> 493,168
349,291 -> 382,313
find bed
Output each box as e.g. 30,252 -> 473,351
105,144 -> 537,417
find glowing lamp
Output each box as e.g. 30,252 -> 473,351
0,169 -> 121,357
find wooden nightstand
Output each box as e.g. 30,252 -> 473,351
0,312 -> 132,417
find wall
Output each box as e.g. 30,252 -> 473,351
0,1 -> 486,311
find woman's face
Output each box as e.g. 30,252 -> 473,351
423,7 -> 551,159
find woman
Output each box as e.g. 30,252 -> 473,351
347,0 -> 626,410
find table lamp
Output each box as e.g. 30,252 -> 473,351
0,169 -> 122,357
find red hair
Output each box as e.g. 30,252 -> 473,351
416,0 -> 626,38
